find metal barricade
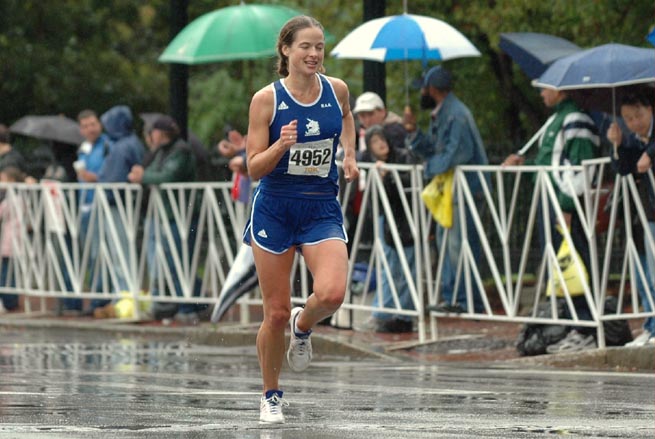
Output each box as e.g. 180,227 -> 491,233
425,159 -> 654,348
0,158 -> 652,349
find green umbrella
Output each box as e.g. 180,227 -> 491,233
159,3 -> 330,64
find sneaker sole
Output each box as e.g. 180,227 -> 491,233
259,419 -> 285,424
287,307 -> 311,372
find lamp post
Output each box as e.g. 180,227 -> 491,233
169,0 -> 189,139
363,0 -> 386,101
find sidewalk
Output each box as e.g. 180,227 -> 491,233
1,301 -> 653,372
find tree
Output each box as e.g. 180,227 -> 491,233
1,0 -> 652,165
0,0 -> 172,126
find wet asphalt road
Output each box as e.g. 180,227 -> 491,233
0,326 -> 653,438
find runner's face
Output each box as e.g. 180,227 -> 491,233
285,26 -> 324,75
620,103 -> 652,139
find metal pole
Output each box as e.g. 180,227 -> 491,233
362,0 -> 386,100
169,0 -> 189,140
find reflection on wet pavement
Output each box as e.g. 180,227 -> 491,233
0,327 -> 653,438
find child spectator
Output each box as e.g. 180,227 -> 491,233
362,124 -> 417,333
0,167 -> 26,312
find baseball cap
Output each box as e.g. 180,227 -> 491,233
423,66 -> 452,90
353,92 -> 385,114
151,115 -> 180,137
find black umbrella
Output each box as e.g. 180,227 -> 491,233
10,115 -> 83,145
499,32 -> 582,79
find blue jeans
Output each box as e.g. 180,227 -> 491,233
146,218 -> 203,314
80,208 -> 100,285
639,222 -> 655,333
0,257 -> 18,310
372,218 -> 416,321
54,232 -> 79,311
88,205 -> 131,310
436,200 -> 484,312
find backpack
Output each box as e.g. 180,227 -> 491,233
602,296 -> 633,347
516,299 -> 568,356
516,296 -> 633,356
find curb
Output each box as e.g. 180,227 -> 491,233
505,346 -> 655,371
0,317 -> 396,362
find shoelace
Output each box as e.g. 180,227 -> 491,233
293,337 -> 309,355
265,394 -> 289,414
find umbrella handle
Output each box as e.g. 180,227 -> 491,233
612,88 -> 619,159
517,117 -> 550,156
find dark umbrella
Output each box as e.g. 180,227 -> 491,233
210,244 -> 258,323
533,43 -> 655,114
534,43 -> 655,157
10,115 -> 83,145
499,32 -> 582,79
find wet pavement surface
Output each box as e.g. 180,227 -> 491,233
0,326 -> 653,438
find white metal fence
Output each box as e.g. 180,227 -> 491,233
0,158 -> 653,346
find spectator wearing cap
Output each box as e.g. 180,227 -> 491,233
128,115 -> 202,324
83,105 -> 144,314
350,93 -> 409,255
352,92 -> 407,160
405,66 -> 489,314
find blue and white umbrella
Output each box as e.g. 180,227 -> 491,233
331,13 -> 480,62
647,28 -> 655,47
330,13 -> 479,103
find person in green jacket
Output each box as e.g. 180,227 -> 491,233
503,88 -> 599,352
128,115 -> 202,323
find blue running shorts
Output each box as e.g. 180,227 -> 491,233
243,190 -> 347,254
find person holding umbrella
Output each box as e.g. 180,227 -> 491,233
606,92 -> 655,346
244,16 -> 358,424
503,87 -> 600,352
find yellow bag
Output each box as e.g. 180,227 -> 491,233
421,169 -> 454,228
546,239 -> 588,297
114,290 -> 152,319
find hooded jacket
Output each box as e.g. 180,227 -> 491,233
98,105 -> 144,184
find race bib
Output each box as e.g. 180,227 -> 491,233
287,138 -> 333,177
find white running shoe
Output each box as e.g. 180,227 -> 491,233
546,330 -> 596,354
287,307 -> 312,372
625,330 -> 652,347
259,392 -> 288,424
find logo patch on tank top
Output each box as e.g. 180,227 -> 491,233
278,101 -> 289,110
305,118 -> 320,136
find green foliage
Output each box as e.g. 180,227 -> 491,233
0,1 -> 170,125
1,0 -> 653,165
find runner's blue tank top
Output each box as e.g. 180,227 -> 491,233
259,73 -> 343,199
